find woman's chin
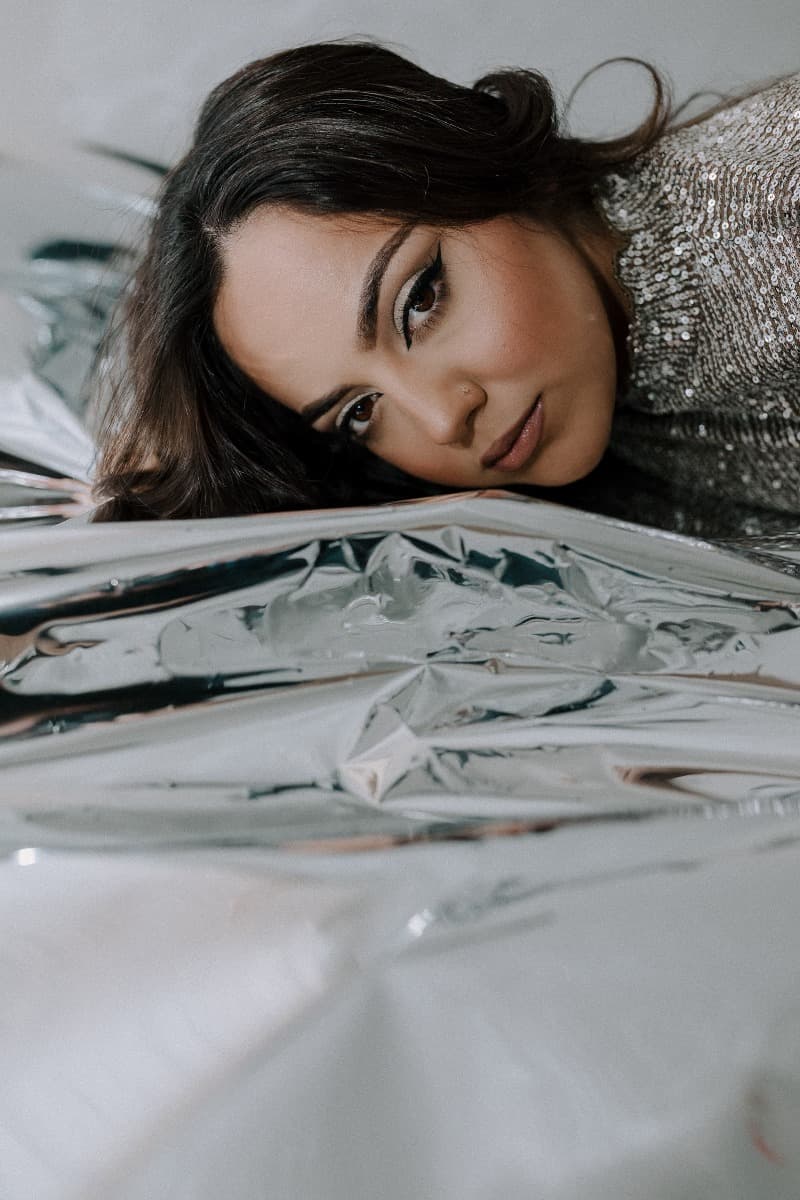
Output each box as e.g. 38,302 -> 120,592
514,437 -> 610,488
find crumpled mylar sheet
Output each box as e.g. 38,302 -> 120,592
3,154 -> 800,1200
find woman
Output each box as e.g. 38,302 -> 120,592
92,41 -> 800,535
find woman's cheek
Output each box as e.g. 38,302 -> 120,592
479,311 -> 550,382
448,291 -> 523,377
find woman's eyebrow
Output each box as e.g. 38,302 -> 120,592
356,222 -> 415,348
300,384 -> 351,426
301,223 -> 416,426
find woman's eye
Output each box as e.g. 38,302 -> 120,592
397,244 -> 446,349
336,392 -> 380,438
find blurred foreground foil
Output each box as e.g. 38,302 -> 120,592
2,157 -> 800,1200
0,154 -> 146,525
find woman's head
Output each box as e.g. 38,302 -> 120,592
214,208 -> 625,493
93,40 -> 663,520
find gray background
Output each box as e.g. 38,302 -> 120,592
4,0 -> 799,174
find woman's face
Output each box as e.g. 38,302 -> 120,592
213,209 -> 627,489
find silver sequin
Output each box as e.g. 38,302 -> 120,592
594,73 -> 800,522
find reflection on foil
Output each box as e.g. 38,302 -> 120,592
0,157 -> 146,523
0,494 -> 798,852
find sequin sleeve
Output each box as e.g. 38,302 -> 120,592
595,73 -> 800,520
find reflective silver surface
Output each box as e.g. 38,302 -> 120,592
2,494 -> 799,851
0,155 -> 146,523
3,155 -> 800,1200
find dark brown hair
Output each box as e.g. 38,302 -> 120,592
90,41 -> 715,520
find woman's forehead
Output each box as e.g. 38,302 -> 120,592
213,208 -> 404,402
220,207 -> 400,286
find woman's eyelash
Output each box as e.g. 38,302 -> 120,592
400,245 -> 446,349
335,391 -> 380,438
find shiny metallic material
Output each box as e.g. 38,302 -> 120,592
3,154 -> 800,1199
598,72 -> 800,529
2,491 -> 799,844
0,155 -> 145,525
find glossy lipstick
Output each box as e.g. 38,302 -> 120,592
482,397 -> 544,473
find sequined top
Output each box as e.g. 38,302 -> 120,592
594,72 -> 800,536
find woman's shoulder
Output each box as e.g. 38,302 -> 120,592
594,69 -> 800,241
660,69 -> 800,166
596,72 -> 800,521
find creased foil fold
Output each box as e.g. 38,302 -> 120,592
1,494 -> 798,848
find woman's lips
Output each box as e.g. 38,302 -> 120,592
481,396 -> 544,472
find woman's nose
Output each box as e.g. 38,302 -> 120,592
392,376 -> 486,445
